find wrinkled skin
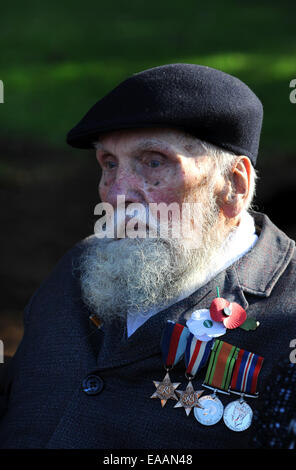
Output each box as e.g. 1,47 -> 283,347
95,127 -> 251,232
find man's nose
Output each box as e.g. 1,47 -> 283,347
104,169 -> 146,206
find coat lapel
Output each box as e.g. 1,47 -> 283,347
94,268 -> 248,370
86,212 -> 294,371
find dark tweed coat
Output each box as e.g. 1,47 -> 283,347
0,212 -> 295,449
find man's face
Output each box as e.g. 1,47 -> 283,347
96,127 -> 212,210
79,127 -> 233,323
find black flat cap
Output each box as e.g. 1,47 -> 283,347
66,63 -> 263,166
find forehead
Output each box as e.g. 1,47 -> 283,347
95,127 -> 202,156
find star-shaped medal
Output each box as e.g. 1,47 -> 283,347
174,381 -> 204,416
150,372 -> 181,407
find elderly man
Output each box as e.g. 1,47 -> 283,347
0,64 -> 295,449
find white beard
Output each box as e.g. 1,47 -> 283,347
78,181 -> 232,324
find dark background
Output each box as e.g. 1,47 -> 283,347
0,0 -> 296,356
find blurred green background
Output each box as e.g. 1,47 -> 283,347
0,0 -> 296,355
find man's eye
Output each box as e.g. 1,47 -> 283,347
104,160 -> 117,169
148,160 -> 161,168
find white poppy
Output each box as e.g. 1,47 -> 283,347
186,308 -> 226,342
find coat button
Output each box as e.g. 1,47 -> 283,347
82,374 -> 104,395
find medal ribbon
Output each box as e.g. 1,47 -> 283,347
185,334 -> 214,377
230,349 -> 264,395
204,339 -> 239,391
161,321 -> 190,368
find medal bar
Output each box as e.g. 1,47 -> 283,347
201,384 -> 230,395
150,320 -> 265,433
229,389 -> 259,399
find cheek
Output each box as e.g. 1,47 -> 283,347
181,169 -> 209,202
146,188 -> 181,204
142,181 -> 185,205
98,176 -> 110,201
142,168 -> 188,204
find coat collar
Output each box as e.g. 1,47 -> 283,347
235,211 -> 294,297
92,211 -> 294,370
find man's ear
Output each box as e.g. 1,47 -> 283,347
220,156 -> 252,218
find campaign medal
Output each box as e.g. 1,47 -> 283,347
174,381 -> 204,416
223,349 -> 264,432
174,334 -> 213,415
194,339 -> 239,426
223,398 -> 253,432
194,394 -> 224,426
151,372 -> 181,407
151,321 -> 190,407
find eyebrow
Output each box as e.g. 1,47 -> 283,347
95,138 -> 178,158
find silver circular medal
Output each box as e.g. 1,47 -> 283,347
223,399 -> 253,432
194,394 -> 224,426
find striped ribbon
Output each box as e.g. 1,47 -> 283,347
204,339 -> 239,391
185,333 -> 214,377
230,349 -> 264,395
161,321 -> 190,368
